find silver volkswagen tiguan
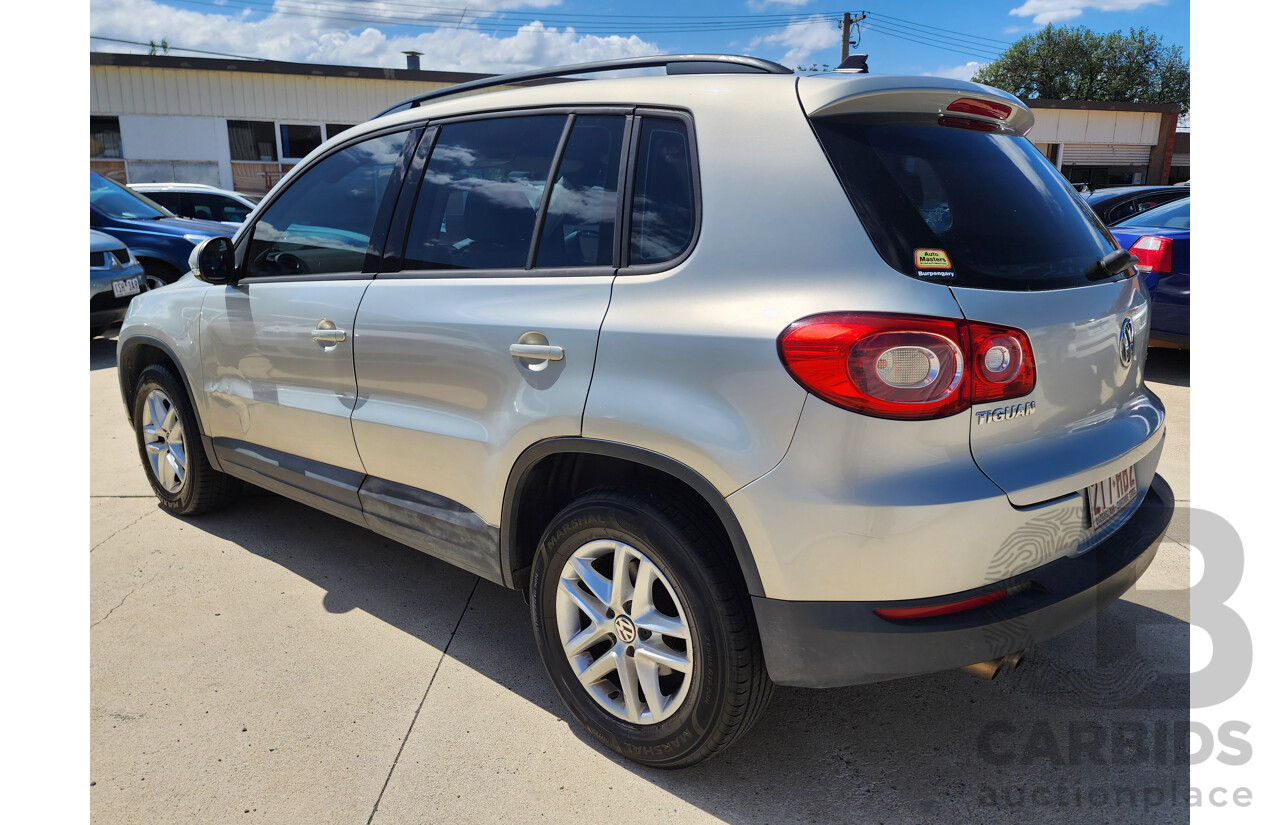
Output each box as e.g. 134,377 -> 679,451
117,55 -> 1173,768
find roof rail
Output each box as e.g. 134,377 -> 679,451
371,54 -> 794,120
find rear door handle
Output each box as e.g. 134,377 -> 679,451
509,344 -> 564,361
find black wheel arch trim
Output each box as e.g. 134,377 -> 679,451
117,334 -> 222,473
501,437 -> 765,596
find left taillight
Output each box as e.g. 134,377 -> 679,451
1128,235 -> 1174,275
778,313 -> 1036,420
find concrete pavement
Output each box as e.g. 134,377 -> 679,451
91,337 -> 1190,824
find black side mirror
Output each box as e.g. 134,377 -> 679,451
190,237 -> 237,284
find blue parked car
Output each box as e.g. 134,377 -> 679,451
1110,197 -> 1190,348
90,173 -> 228,287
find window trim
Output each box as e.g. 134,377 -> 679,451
617,108 -> 702,277
377,105 -> 699,282
233,125 -> 424,283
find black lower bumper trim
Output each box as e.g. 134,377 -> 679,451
753,474 -> 1174,688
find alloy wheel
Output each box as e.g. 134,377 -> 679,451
555,539 -> 694,724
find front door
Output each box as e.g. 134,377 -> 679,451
201,128 -> 419,521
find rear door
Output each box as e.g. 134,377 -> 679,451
349,112 -> 627,578
200,127 -> 419,520
804,82 -> 1164,510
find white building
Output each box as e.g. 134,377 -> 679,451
90,52 -> 1188,195
90,53 -> 510,194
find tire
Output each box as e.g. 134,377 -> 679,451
132,364 -> 242,516
140,259 -> 179,290
530,487 -> 773,768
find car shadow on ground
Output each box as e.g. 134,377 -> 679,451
91,334 -> 119,371
184,492 -> 1190,825
1146,347 -> 1189,388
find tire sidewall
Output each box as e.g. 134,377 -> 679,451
531,494 -> 734,766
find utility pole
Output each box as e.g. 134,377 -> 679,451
841,12 -> 866,62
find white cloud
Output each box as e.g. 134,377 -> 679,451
1009,1 -> 1165,26
746,0 -> 811,11
926,61 -> 986,81
748,16 -> 838,69
90,0 -> 660,73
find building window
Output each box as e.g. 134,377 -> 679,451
91,116 -> 122,158
326,124 -> 355,141
228,120 -> 278,162
280,124 -> 323,159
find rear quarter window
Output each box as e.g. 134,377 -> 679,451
811,115 -> 1118,290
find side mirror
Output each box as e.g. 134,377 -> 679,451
190,236 -> 237,284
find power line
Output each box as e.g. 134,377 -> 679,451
90,35 -> 264,61
865,11 -> 1014,46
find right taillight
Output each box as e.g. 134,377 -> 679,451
1128,235 -> 1173,275
778,313 -> 1036,420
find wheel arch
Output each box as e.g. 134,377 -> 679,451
501,438 -> 764,598
117,335 -> 220,472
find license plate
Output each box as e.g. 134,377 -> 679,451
112,276 -> 141,298
1087,464 -> 1138,532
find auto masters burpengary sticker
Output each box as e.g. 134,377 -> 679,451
914,249 -> 954,278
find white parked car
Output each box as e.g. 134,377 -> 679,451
128,182 -> 259,225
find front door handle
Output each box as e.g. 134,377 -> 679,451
312,319 -> 348,345
509,343 -> 564,361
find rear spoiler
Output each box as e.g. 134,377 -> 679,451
798,75 -> 1034,136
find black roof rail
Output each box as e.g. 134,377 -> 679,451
371,54 -> 794,120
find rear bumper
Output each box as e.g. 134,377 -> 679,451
753,474 -> 1173,688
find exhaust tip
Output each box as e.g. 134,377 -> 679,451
961,649 -> 1028,680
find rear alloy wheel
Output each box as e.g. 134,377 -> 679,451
531,487 -> 773,768
132,364 -> 242,515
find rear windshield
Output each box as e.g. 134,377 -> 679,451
1113,197 -> 1190,230
811,115 -> 1118,290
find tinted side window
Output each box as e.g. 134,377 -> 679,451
191,193 -> 251,223
536,116 -> 625,268
629,118 -> 695,265
246,131 -> 411,277
144,191 -> 184,214
404,116 -> 567,270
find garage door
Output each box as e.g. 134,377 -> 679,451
1060,144 -> 1152,166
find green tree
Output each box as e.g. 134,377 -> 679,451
972,25 -> 1189,115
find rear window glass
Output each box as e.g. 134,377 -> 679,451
811,115 -> 1118,290
1113,197 -> 1189,230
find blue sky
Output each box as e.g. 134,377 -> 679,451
88,0 -> 1190,79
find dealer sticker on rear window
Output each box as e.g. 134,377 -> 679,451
915,249 -> 952,269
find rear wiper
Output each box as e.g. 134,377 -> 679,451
1085,249 -> 1139,281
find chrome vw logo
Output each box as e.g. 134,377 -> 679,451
614,615 -> 637,644
1119,318 -> 1135,367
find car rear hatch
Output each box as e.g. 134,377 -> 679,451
799,75 -> 1164,509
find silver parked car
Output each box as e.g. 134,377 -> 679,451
116,55 -> 1172,767
90,229 -> 147,336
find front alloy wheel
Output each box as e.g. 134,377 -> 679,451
141,388 -> 187,494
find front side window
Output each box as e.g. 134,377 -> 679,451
245,131 -> 412,277
629,117 -> 696,265
403,115 -> 568,270
191,193 -> 251,223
